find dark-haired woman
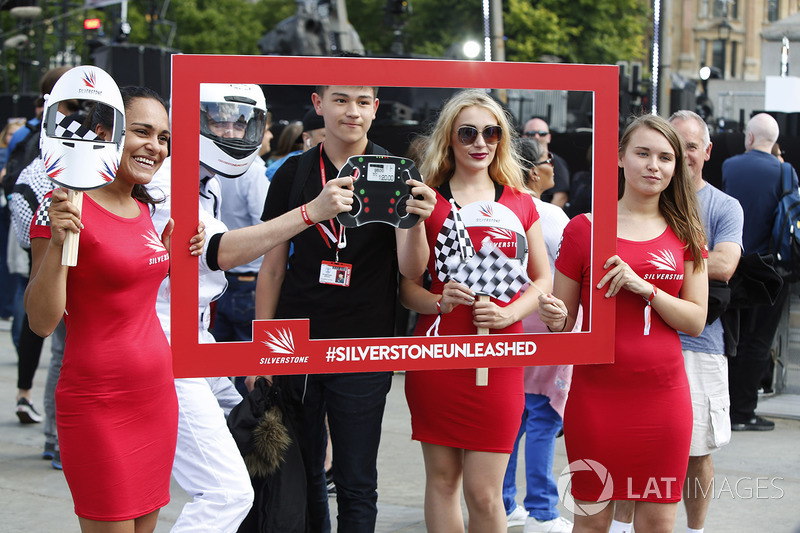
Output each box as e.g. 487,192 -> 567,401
25,86 -> 203,532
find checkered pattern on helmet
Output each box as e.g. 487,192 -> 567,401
53,111 -> 97,140
445,238 -> 530,303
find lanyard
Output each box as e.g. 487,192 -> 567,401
316,144 -> 347,258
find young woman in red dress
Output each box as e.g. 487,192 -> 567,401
400,89 -> 551,532
538,114 -> 708,533
26,86 -> 203,533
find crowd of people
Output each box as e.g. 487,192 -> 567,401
0,62 -> 792,533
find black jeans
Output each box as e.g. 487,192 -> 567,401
728,283 -> 789,421
280,371 -> 393,533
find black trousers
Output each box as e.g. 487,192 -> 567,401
728,283 -> 789,421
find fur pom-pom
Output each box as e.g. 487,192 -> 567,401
244,406 -> 292,478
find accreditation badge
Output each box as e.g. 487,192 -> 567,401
319,261 -> 352,287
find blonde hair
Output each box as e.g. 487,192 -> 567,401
1,118 -> 26,148
618,114 -> 706,272
420,89 -> 525,192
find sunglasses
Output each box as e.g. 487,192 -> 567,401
457,125 -> 503,145
524,130 -> 549,137
532,152 -> 554,166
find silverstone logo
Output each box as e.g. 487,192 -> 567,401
263,328 -> 295,355
647,249 -> 677,271
477,203 -> 500,222
557,459 -> 614,516
83,71 -> 97,88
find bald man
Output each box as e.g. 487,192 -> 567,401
722,113 -> 794,432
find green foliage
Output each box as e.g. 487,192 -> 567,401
529,0 -> 650,64
503,0 -> 575,62
0,0 -> 650,95
164,0 -> 266,54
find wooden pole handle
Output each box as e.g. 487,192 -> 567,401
476,294 -> 489,386
61,189 -> 83,267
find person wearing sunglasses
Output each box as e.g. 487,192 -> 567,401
522,117 -> 571,209
400,89 -> 551,532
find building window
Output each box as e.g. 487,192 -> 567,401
700,0 -> 710,18
768,0 -> 780,22
730,42 -> 737,78
712,39 -> 726,77
713,0 -> 738,18
700,39 -> 708,66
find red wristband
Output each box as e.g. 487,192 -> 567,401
300,204 -> 314,226
646,284 -> 657,303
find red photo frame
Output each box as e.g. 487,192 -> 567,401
169,55 -> 618,378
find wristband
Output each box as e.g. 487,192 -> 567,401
546,317 -> 568,332
300,204 -> 314,226
645,284 -> 657,303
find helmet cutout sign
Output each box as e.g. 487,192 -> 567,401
41,66 -> 124,191
199,83 -> 267,179
40,65 -> 124,266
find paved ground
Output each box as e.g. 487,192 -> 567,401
1,318 -> 799,532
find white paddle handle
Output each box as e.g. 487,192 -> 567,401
476,294 -> 489,386
61,189 -> 83,267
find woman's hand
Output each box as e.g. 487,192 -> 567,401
440,280 -> 475,314
472,297 -> 515,330
189,221 -> 205,257
597,254 -> 652,299
538,293 -> 569,331
47,188 -> 82,247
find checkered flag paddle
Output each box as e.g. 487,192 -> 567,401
434,199 -> 475,282
445,237 -> 530,303
53,111 -> 97,140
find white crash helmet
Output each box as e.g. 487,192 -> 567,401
199,83 -> 267,178
40,65 -> 124,190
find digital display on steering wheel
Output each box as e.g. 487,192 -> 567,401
335,155 -> 422,229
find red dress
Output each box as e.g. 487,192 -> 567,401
556,215 -> 694,502
405,186 -> 537,453
31,193 -> 178,520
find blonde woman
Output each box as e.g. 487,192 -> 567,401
400,90 -> 551,532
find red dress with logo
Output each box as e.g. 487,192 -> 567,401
405,186 -> 537,452
30,193 -> 178,520
555,215 -> 694,502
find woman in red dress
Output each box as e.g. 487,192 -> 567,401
401,89 -> 551,532
538,114 -> 708,533
26,85 -> 203,532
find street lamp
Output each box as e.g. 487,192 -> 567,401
718,19 -> 732,41
463,40 -> 481,60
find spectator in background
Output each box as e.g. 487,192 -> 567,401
771,142 -> 785,163
671,110 -> 743,533
722,113 -> 791,432
266,120 -> 303,168
1,117 -> 28,322
502,138 -> 574,533
266,108 -> 325,180
522,117 -> 570,208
